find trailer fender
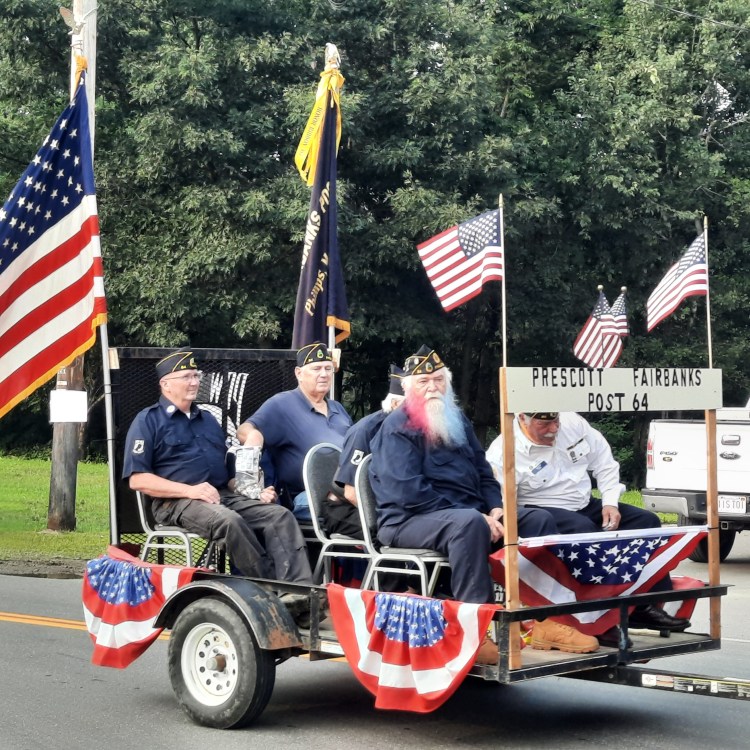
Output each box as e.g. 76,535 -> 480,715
154,577 -> 303,651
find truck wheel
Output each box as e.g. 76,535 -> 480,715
168,597 -> 276,729
686,529 -> 736,563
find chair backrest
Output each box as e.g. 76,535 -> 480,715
354,454 -> 379,552
302,442 -> 342,541
134,490 -> 157,533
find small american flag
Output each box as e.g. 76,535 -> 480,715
647,234 -> 708,332
610,290 -> 629,337
573,291 -> 622,368
417,209 -> 503,312
0,72 -> 106,419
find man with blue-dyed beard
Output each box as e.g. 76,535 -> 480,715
369,346 -> 600,663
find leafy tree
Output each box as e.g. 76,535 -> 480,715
2,0 -> 750,485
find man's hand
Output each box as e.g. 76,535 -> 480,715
484,513 -> 505,543
602,505 -> 621,531
188,482 -> 221,504
259,486 -> 278,504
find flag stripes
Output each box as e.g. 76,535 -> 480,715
417,209 -> 503,312
0,74 -> 105,419
573,291 -> 622,368
647,235 -> 708,332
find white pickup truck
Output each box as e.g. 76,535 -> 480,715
642,408 -> 750,562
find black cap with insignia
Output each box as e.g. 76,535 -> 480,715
296,342 -> 333,367
156,348 -> 197,379
403,345 -> 445,377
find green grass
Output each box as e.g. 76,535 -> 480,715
0,457 -> 674,563
621,489 -> 678,525
0,456 -> 109,561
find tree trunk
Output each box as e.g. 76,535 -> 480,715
47,356 -> 84,531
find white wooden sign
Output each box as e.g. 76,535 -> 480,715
503,367 -> 722,413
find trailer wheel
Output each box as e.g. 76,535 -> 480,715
168,597 -> 275,729
686,527 -> 736,563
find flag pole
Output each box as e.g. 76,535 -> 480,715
328,325 -> 336,400
597,283 -> 605,364
703,216 -> 713,369
499,194 -> 507,367
68,1 -> 118,542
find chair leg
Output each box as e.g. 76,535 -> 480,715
427,561 -> 448,597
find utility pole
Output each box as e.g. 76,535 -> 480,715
47,0 -> 98,531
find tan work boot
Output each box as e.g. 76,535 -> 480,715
531,619 -> 599,654
474,636 -> 499,665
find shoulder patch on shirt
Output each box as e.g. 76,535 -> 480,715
350,449 -> 365,466
132,440 -> 145,455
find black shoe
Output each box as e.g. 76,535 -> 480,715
598,626 -> 633,649
629,605 -> 690,632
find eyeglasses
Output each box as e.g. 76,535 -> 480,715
164,371 -> 203,383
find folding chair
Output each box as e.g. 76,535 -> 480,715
135,490 -> 223,569
355,455 -> 451,596
302,442 -> 371,584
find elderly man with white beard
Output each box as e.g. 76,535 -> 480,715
369,346 -> 600,662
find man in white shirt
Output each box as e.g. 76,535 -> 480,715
486,411 -> 690,637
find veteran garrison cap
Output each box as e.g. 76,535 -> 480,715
296,342 -> 332,367
526,412 -> 559,421
388,364 -> 405,396
403,345 -> 445,377
156,348 -> 198,379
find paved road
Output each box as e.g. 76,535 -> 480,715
1,534 -> 748,750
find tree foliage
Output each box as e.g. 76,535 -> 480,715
2,0 -> 750,481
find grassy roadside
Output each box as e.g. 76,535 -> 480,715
0,456 -> 673,564
0,456 -> 109,561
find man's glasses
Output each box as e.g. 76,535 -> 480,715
165,371 -> 203,383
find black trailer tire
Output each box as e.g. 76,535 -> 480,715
686,528 -> 736,563
167,597 -> 276,729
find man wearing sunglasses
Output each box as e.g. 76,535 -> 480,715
122,348 -> 313,587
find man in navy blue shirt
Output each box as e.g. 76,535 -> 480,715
325,364 -> 405,537
123,349 -> 313,586
369,346 -> 600,661
237,342 -> 352,521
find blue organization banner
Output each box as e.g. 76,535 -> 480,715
292,84 -> 350,349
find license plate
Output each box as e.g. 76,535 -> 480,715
718,495 -> 747,514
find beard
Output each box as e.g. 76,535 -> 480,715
404,386 -> 467,447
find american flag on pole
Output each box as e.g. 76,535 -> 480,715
572,291 -> 622,368
417,209 -> 503,312
489,526 -> 707,636
647,234 -> 708,332
327,584 -> 496,712
610,290 -> 629,337
0,72 -> 106,420
82,546 -> 199,668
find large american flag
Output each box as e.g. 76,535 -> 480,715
0,72 -> 106,420
489,526 -> 707,635
417,209 -> 503,312
647,234 -> 708,332
572,290 -> 622,368
327,584 -> 496,712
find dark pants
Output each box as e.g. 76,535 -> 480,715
538,498 -> 672,592
322,498 -> 363,538
380,506 -> 558,603
152,489 -> 313,583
